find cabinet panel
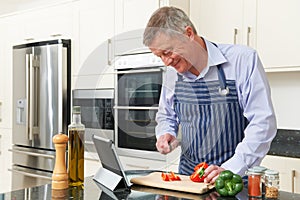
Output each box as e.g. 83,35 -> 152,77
22,3 -> 75,42
77,0 -> 115,76
0,16 -> 16,129
84,158 -> 101,177
190,0 -> 244,45
115,0 -> 160,35
0,128 -> 12,193
256,0 -> 300,69
119,156 -> 167,171
261,155 -> 300,193
119,147 -> 180,172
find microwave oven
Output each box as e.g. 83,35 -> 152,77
72,89 -> 114,154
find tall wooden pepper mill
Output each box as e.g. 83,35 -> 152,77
52,133 -> 69,190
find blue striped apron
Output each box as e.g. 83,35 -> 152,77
174,65 -> 248,175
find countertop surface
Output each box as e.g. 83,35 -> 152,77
2,175 -> 300,200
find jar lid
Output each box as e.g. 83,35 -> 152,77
246,167 -> 263,175
73,106 -> 81,114
252,166 -> 268,172
265,169 -> 279,175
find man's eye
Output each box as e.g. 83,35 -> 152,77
163,51 -> 171,56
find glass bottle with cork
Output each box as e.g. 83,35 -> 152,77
68,106 -> 85,188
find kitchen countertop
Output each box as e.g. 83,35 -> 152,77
2,176 -> 300,200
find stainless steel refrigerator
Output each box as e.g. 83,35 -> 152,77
11,39 -> 71,190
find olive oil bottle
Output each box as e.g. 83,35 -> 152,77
68,106 -> 85,188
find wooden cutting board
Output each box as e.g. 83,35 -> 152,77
130,172 -> 214,194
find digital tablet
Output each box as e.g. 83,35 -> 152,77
92,135 -> 132,190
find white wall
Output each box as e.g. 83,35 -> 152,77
267,72 -> 300,129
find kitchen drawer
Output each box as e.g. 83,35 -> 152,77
84,157 -> 101,177
119,156 -> 167,171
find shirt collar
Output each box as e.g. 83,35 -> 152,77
204,38 -> 227,67
180,38 -> 227,80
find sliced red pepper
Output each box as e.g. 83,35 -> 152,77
170,171 -> 181,181
190,162 -> 208,182
161,172 -> 170,181
161,171 -> 181,181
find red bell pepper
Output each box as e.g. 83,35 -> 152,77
190,162 -> 208,182
161,171 -> 181,181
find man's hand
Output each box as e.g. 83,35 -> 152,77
156,133 -> 177,154
203,165 -> 225,184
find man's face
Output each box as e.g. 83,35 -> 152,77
148,31 -> 207,75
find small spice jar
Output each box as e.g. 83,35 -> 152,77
253,166 -> 268,196
264,169 -> 280,199
246,167 -> 264,198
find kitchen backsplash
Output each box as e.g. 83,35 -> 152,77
268,129 -> 300,158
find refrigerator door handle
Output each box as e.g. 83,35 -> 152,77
26,54 -> 33,141
10,148 -> 55,159
10,168 -> 52,180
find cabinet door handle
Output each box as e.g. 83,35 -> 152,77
233,28 -> 238,44
50,34 -> 62,37
292,169 -> 296,193
0,101 -> 2,122
0,134 -> 2,155
107,39 -> 112,66
126,163 -> 150,170
24,38 -> 34,41
247,27 -> 251,46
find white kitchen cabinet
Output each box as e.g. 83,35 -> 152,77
261,155 -> 300,193
77,0 -> 115,74
256,0 -> 300,70
84,157 -> 101,177
0,128 -> 12,193
190,0 -> 256,47
119,156 -> 167,171
73,0 -> 115,90
0,16 -> 16,129
114,0 -> 190,37
119,147 -> 181,172
20,3 -> 76,43
190,0 -> 300,71
114,0 -> 160,35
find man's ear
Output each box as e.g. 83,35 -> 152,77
185,26 -> 195,40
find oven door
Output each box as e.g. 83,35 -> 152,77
115,67 -> 166,160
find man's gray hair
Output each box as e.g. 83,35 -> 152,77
143,6 -> 197,47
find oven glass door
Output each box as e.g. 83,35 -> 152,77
116,69 -> 163,151
117,71 -> 162,106
117,109 -> 157,151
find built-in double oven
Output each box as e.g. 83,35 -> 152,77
114,52 -> 167,161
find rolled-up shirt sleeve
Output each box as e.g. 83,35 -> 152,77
221,50 -> 277,176
155,67 -> 179,139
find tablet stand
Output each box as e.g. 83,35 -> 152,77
93,167 -> 125,191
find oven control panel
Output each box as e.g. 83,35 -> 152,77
115,53 -> 164,70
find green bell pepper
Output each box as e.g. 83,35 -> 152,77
215,170 -> 243,197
